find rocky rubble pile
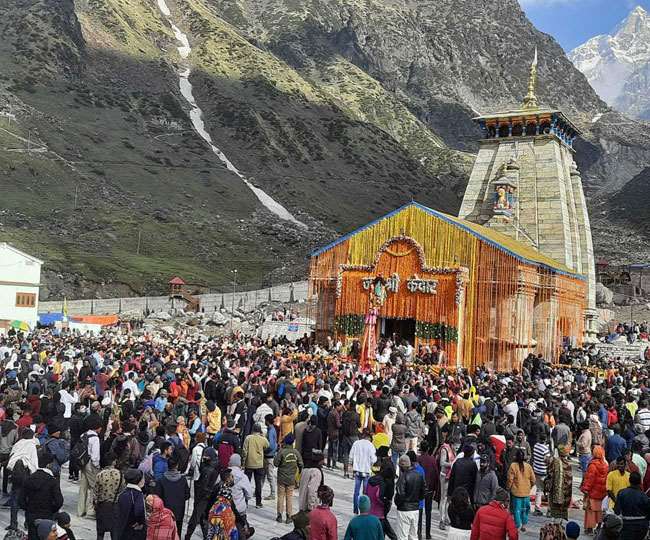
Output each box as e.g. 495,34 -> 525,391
137,300 -> 306,337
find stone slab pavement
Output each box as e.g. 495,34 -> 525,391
0,463 -> 586,539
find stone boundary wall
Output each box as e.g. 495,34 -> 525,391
39,281 -> 309,316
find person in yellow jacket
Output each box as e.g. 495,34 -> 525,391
507,448 -> 536,532
206,400 -> 222,440
357,397 -> 375,433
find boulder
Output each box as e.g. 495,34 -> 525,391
209,312 -> 229,326
596,282 -> 614,305
149,311 -> 171,320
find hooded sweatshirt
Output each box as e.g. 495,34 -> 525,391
157,469 -> 190,524
8,438 -> 38,473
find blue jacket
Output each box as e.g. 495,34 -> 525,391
414,463 -> 425,510
265,425 -> 278,457
44,437 -> 70,476
606,434 -> 628,463
152,453 -> 168,481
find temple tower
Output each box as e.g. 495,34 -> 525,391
459,51 -> 597,343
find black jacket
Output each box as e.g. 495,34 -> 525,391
394,467 -> 425,512
156,470 -> 190,523
195,462 -> 220,500
373,394 -> 392,422
301,426 -> 323,467
447,457 -> 478,502
341,410 -> 361,437
20,469 -> 64,519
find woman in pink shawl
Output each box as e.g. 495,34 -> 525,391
146,495 -> 179,540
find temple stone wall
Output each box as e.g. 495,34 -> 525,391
459,131 -> 597,342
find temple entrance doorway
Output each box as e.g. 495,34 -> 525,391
380,318 -> 416,345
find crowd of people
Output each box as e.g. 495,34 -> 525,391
0,325 -> 650,540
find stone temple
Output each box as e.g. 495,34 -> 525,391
458,51 -> 598,343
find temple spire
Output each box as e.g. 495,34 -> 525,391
522,47 -> 539,110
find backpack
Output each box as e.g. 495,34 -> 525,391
70,432 -> 97,468
217,441 -> 234,470
10,459 -> 29,488
138,452 -> 154,476
174,446 -> 190,472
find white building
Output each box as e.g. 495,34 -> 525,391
0,243 -> 43,330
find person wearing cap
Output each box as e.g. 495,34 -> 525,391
309,485 -> 337,540
343,494 -> 384,540
565,521 -> 580,540
242,422 -> 269,508
613,470 -> 650,539
469,487 -> 518,540
595,513 -> 623,540
394,454 -> 425,540
115,469 -> 146,540
474,454 -> 498,509
34,519 -> 58,540
43,422 -> 70,480
274,433 -> 303,523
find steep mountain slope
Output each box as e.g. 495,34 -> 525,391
570,6 -> 650,120
2,0 -> 650,299
1,0 -> 471,298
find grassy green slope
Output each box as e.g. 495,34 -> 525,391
0,0 -> 471,298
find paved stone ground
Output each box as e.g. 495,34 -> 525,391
0,464 -> 586,539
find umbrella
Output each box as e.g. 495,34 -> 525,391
9,321 -> 30,331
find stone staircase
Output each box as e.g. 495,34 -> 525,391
597,340 -> 649,360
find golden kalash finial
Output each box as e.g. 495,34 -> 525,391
522,47 -> 539,110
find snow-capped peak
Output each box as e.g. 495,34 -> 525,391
569,5 -> 650,119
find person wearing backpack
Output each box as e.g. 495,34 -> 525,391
215,417 -> 241,470
184,447 -> 219,540
43,423 -> 70,480
7,428 -> 39,532
20,449 -> 64,540
76,416 -> 101,518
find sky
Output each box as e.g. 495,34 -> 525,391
519,0 -> 649,51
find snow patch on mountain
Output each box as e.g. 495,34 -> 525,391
570,6 -> 650,119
